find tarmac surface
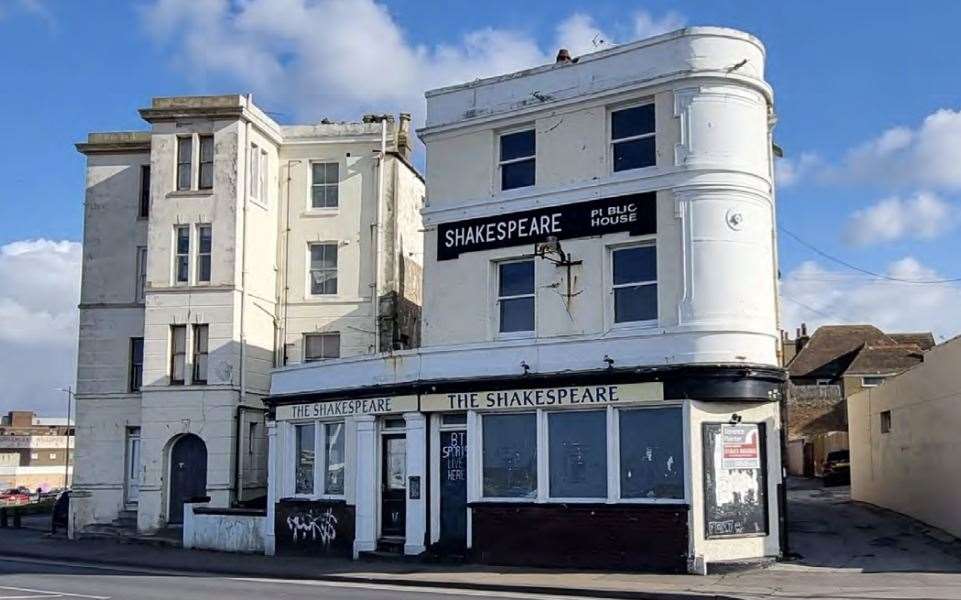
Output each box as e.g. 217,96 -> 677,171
1,479 -> 961,599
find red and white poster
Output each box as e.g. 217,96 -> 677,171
720,424 -> 760,470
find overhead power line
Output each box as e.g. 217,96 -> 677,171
778,225 -> 961,285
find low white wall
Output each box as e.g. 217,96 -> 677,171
183,502 -> 266,554
848,337 -> 961,538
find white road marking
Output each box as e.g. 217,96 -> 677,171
0,555 -> 602,600
233,577 -> 606,600
0,586 -> 109,600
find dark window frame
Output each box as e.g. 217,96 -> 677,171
174,225 -> 190,284
135,246 -> 147,303
196,224 -> 212,283
612,243 -> 658,324
308,243 -> 338,295
192,324 -> 208,385
176,136 -> 192,191
129,337 -> 144,392
880,410 -> 892,433
310,162 -> 340,209
138,165 -> 151,219
169,325 -> 187,385
304,332 -> 341,362
496,259 -> 535,334
610,103 -> 656,172
198,135 -> 214,190
498,128 -> 536,191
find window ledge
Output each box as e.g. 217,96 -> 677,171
608,320 -> 659,334
495,331 -> 536,341
166,190 -> 214,198
302,295 -> 368,304
301,209 -> 340,218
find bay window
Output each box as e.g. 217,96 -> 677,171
619,407 -> 684,499
481,413 -> 537,498
479,405 -> 685,502
291,420 -> 346,497
294,423 -> 315,495
548,410 -> 607,498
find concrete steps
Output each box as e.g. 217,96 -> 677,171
78,518 -> 182,549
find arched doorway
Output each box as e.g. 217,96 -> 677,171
168,434 -> 207,525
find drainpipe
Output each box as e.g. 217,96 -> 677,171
281,159 -> 300,365
371,117 -> 388,353
239,116 -> 251,434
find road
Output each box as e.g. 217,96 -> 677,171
0,556 -> 601,600
787,478 -> 961,572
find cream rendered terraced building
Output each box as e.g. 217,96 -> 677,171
71,95 -> 424,535
266,27 -> 786,573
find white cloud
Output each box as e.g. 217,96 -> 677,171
0,239 -> 81,416
842,109 -> 961,190
142,0 -> 684,125
844,191 -> 956,246
632,10 -> 686,39
555,13 -> 611,57
0,0 -> 57,28
775,152 -> 821,188
780,258 -> 961,340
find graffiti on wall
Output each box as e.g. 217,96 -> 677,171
286,507 -> 337,545
275,499 -> 355,557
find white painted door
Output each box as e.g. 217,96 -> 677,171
125,428 -> 141,507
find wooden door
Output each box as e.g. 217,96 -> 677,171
381,434 -> 406,537
168,434 -> 207,525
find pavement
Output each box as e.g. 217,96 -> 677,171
1,479 -> 961,599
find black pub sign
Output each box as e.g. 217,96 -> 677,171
437,192 -> 656,260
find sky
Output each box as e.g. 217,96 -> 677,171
2,0 -> 961,415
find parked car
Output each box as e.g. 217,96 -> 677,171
822,449 -> 851,486
51,489 -> 70,533
0,488 -> 30,506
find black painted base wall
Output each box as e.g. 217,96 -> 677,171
275,499 -> 355,558
470,503 -> 689,572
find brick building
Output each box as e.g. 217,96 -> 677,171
0,411 -> 74,491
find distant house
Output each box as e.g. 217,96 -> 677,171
787,324 -> 932,398
0,411 -> 74,492
782,324 -> 933,476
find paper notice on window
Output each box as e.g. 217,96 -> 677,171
720,424 -> 761,470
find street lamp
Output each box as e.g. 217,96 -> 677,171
56,387 -> 75,490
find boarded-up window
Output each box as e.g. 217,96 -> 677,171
619,407 -> 684,499
482,413 -> 537,498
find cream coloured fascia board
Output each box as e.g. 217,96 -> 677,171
421,168 -> 772,225
418,72 -> 773,141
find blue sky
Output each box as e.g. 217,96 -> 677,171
2,0 -> 961,413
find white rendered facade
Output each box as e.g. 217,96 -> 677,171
267,28 -> 785,572
71,95 -> 423,535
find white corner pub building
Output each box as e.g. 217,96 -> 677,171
266,27 -> 786,574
